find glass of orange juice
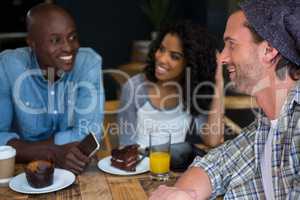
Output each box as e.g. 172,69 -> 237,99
149,132 -> 171,181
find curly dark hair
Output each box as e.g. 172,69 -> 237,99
144,20 -> 218,116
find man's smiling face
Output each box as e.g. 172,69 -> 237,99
221,11 -> 266,95
28,9 -> 80,72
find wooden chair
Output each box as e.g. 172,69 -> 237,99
102,63 -> 145,151
107,62 -> 146,98
224,95 -> 258,134
102,100 -> 120,153
110,62 -> 146,86
225,95 -> 258,110
195,95 -> 258,152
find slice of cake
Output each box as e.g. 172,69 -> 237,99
111,144 -> 140,171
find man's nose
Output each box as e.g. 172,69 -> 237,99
62,39 -> 72,52
219,48 -> 230,65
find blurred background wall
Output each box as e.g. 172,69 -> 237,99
0,0 -> 231,67
0,0 -> 253,129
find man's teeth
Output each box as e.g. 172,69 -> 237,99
60,55 -> 73,61
227,67 -> 235,73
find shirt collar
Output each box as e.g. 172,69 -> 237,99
276,80 -> 300,132
29,48 -> 40,70
29,48 -> 66,82
254,80 -> 300,169
288,80 -> 300,110
256,80 -> 300,129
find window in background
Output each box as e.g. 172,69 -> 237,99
0,0 -> 46,50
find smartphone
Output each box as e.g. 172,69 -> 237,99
77,132 -> 100,157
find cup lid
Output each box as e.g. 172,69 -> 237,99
0,145 -> 16,160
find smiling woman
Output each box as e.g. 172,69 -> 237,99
117,20 -> 223,170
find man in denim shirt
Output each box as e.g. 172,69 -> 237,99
0,3 -> 104,174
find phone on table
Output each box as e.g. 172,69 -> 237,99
77,132 -> 100,157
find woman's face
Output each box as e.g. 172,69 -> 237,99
154,33 -> 186,82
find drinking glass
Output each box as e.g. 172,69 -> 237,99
0,146 -> 16,186
149,132 -> 171,181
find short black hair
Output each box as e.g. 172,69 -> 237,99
26,3 -> 74,34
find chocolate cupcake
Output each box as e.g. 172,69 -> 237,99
25,160 -> 54,188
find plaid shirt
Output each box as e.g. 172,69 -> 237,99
192,82 -> 300,199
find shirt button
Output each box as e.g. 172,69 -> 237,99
25,102 -> 30,106
50,91 -> 55,95
54,110 -> 58,114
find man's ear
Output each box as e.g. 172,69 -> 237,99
26,36 -> 35,50
263,42 -> 279,64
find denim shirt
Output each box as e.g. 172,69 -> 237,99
0,47 -> 104,145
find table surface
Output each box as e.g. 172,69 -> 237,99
0,152 -> 179,200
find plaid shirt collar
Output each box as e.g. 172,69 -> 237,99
254,80 -> 300,174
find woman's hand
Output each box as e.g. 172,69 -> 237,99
215,51 -> 224,93
201,51 -> 225,147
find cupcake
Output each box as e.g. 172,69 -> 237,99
25,160 -> 54,188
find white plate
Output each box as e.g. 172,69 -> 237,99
97,156 -> 149,175
9,168 -> 75,194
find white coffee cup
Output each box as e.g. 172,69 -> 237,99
0,146 -> 16,186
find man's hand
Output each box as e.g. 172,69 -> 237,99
7,138 -> 57,162
54,142 -> 91,175
149,185 -> 197,200
8,138 -> 92,175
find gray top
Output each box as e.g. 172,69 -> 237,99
117,74 -> 207,145
261,119 -> 276,200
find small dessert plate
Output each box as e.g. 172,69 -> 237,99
97,156 -> 149,176
9,168 -> 75,194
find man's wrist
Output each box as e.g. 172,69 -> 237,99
7,138 -> 20,146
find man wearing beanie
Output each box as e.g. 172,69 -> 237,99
150,0 -> 300,199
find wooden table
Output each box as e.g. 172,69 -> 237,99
0,153 -> 179,200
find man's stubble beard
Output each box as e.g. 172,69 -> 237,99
231,61 -> 263,96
